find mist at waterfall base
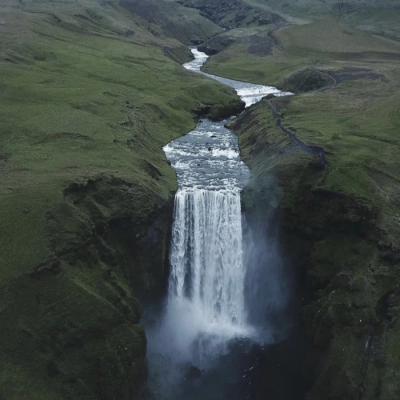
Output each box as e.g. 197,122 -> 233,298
145,201 -> 292,400
144,50 -> 294,400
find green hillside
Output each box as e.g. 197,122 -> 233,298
0,1 -> 243,399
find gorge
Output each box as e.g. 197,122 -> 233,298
145,49 -> 296,400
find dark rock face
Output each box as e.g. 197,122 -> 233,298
198,35 -> 235,55
241,337 -> 312,400
61,176 -> 174,300
177,0 -> 284,29
278,69 -> 332,93
191,99 -> 245,121
208,99 -> 246,120
185,365 -> 203,380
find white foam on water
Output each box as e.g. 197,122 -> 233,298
184,48 -> 292,107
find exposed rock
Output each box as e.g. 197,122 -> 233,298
191,98 -> 244,121
185,365 -> 203,379
198,35 -> 235,55
278,69 -> 332,93
190,38 -> 204,45
176,0 -> 284,29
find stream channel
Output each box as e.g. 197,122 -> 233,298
145,49 -> 294,400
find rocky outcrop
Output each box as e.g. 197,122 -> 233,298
191,98 -> 245,120
278,69 -> 333,93
198,35 -> 236,55
120,0 -> 222,45
177,0 -> 284,29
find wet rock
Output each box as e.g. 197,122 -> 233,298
208,99 -> 245,121
185,365 -> 202,380
198,35 -> 235,55
193,104 -> 212,116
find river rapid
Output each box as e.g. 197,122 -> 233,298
145,49 -> 292,400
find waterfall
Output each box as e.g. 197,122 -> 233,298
146,49 -> 292,398
158,49 -> 292,352
159,116 -> 253,365
169,189 -> 247,330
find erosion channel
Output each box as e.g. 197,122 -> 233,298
144,50 -> 297,400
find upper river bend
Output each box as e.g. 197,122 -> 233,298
145,49 -> 292,400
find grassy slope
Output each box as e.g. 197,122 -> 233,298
120,0 -> 222,44
0,1 -> 242,399
204,15 -> 400,400
245,0 -> 400,40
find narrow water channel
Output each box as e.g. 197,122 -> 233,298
145,49 -> 292,400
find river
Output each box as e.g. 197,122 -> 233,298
145,49 -> 292,400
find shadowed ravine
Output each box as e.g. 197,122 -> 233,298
144,50 -> 293,400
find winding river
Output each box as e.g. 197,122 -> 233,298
146,49 -> 291,400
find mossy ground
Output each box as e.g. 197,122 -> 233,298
0,0 -> 244,399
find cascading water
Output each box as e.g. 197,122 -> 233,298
170,191 -> 246,326
164,120 -> 252,352
146,49 -> 292,399
158,115 -> 253,369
